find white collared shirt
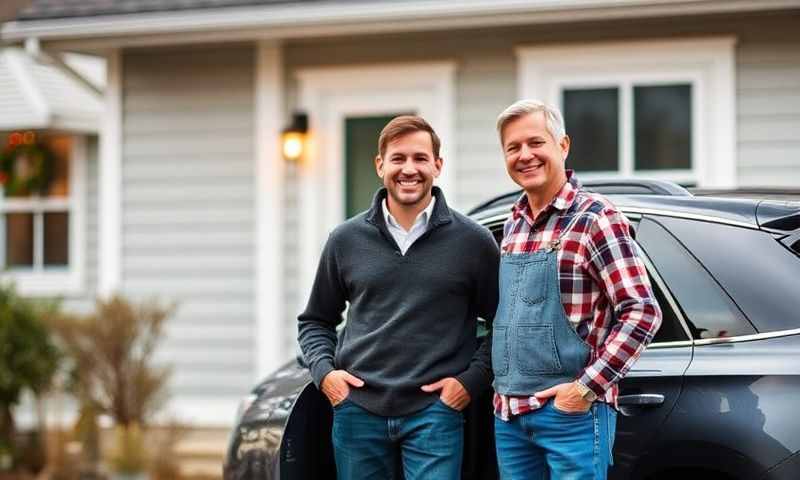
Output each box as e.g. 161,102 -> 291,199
382,197 -> 436,255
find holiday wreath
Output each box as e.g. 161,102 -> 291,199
0,133 -> 55,196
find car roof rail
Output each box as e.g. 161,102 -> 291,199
468,178 -> 691,215
582,179 -> 692,196
692,188 -> 800,201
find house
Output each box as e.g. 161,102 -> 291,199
2,0 -> 799,429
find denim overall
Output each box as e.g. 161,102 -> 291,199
492,214 -> 590,395
492,213 -> 617,479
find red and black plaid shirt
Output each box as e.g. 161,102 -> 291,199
494,171 -> 662,420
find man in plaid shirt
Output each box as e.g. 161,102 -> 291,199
491,99 -> 662,479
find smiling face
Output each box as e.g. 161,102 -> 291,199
376,130 -> 442,210
501,111 -> 570,198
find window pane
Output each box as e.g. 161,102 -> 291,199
563,88 -> 618,172
5,213 -> 34,267
44,212 -> 69,266
636,217 -> 755,340
634,84 -> 691,170
44,135 -> 72,197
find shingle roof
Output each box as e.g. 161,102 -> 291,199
15,0 -> 325,20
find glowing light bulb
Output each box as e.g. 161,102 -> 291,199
282,132 -> 304,161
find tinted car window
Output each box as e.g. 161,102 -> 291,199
476,223 -> 506,339
629,218 -> 688,344
784,232 -> 800,256
490,223 -> 505,246
648,279 -> 688,343
655,215 -> 800,333
636,217 -> 756,340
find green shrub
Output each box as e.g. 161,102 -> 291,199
0,283 -> 59,471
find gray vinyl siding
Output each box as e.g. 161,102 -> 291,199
62,135 -> 99,314
0,50 -> 40,129
737,41 -> 800,186
121,46 -> 255,398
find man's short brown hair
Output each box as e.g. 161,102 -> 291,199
378,115 -> 441,159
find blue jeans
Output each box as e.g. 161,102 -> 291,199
494,401 -> 617,480
332,398 -> 464,480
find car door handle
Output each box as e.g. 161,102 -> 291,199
617,394 -> 665,406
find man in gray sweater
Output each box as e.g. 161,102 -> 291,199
298,115 -> 499,480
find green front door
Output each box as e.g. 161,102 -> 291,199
344,115 -> 406,218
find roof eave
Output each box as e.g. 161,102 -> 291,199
2,0 -> 798,47
0,115 -> 50,132
0,112 -> 99,134
49,114 -> 100,133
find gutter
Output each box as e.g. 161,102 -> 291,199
2,0 -> 799,45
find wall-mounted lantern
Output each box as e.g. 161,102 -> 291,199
281,112 -> 308,162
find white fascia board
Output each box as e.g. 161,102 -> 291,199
2,0 -> 797,46
49,114 -> 100,133
0,119 -> 47,130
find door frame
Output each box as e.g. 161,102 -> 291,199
296,61 -> 456,300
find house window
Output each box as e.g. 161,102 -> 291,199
517,37 -> 736,187
562,82 -> 693,177
0,132 -> 85,296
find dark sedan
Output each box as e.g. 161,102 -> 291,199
224,180 -> 800,480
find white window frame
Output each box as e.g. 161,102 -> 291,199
517,37 -> 737,187
0,134 -> 87,296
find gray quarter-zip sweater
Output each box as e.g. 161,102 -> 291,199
297,187 -> 499,416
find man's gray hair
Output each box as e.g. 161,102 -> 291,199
496,99 -> 566,144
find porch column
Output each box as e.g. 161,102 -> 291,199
255,41 -> 286,380
98,48 -> 122,297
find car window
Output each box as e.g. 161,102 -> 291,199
628,218 -> 688,344
784,232 -> 800,256
648,279 -> 689,343
489,222 -> 505,246
655,216 -> 800,333
636,217 -> 756,340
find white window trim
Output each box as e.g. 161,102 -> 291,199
296,61 -> 456,311
0,134 -> 87,296
516,36 -> 737,187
